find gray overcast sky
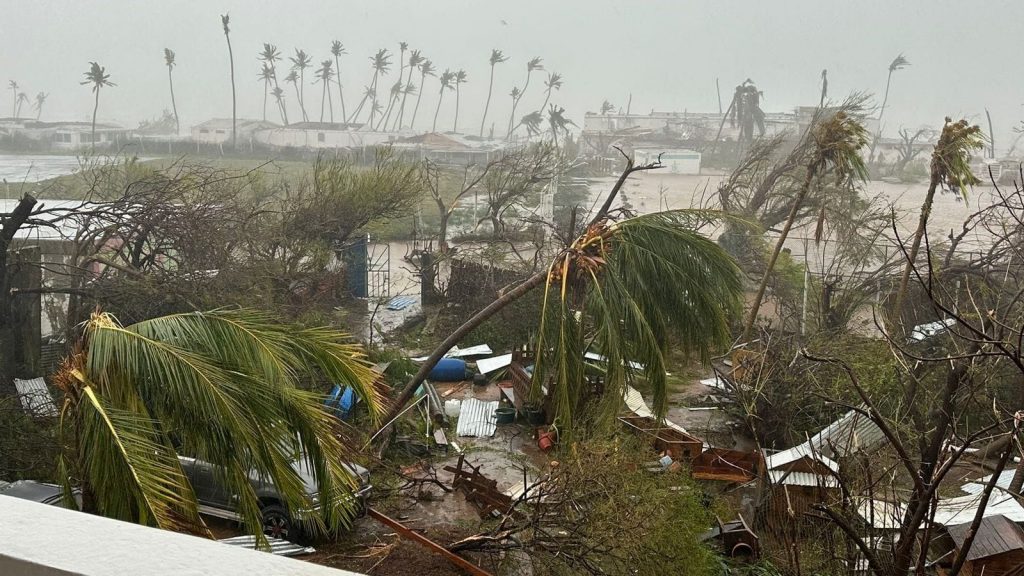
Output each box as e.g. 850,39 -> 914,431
2,0 -> 1022,149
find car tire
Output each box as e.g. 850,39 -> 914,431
260,504 -> 293,541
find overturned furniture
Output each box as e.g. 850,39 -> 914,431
691,448 -> 764,483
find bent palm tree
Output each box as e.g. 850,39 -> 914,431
15,92 -> 28,119
271,86 -> 287,124
479,49 -> 508,137
54,310 -> 381,541
330,41 -> 347,124
290,49 -> 312,122
514,110 -> 543,139
365,49 -> 391,128
33,92 -> 48,120
315,60 -> 335,122
163,49 -> 180,134
452,70 -> 467,133
260,44 -> 287,124
410,59 -> 435,130
538,72 -> 562,114
80,62 -> 115,153
258,63 -> 275,121
285,70 -> 302,122
869,54 -> 910,162
220,14 -> 236,149
8,80 -> 18,118
432,70 -> 454,132
741,106 -> 870,341
893,118 -> 983,316
394,49 -> 423,131
546,104 -> 576,146
377,81 -> 402,131
508,57 -> 543,138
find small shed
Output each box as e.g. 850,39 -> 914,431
940,515 -> 1024,576
700,514 -> 759,560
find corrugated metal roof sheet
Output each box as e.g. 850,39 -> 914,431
456,399 -> 498,437
802,409 -> 886,459
961,470 -> 1014,495
14,377 -> 57,417
765,445 -> 839,473
859,489 -> 1024,529
769,470 -> 840,488
623,385 -> 690,434
217,535 -> 316,557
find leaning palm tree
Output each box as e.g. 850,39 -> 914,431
220,14 -> 237,149
15,92 -> 29,119
271,86 -> 287,124
260,44 -> 287,124
290,49 -> 313,122
599,100 -> 615,115
8,80 -> 18,118
479,49 -> 508,137
315,60 -> 335,123
54,309 -> 381,541
410,59 -> 435,130
393,49 -> 423,131
347,85 -> 374,128
80,62 -> 115,153
365,49 -> 392,128
163,49 -> 180,134
285,70 -> 302,121
514,110 -> 543,139
258,63 -> 275,121
330,41 -> 347,124
507,57 -> 543,138
893,118 -> 984,316
546,104 -> 576,146
381,158 -> 743,439
538,71 -> 562,114
741,106 -> 870,341
869,54 -> 910,162
432,70 -> 455,132
505,86 -> 521,136
33,92 -> 48,120
376,81 -> 402,131
452,70 -> 467,133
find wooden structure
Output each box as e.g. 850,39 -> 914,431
367,507 -> 494,576
618,415 -> 703,461
444,455 -> 514,518
937,515 -> 1024,576
691,448 -> 764,483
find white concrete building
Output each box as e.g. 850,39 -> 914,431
0,496 -> 364,575
254,122 -> 397,149
634,148 -> 702,174
190,118 -> 279,145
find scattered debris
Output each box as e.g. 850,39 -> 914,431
859,489 -> 1024,529
691,448 -> 764,483
475,353 -> 513,375
908,317 -> 957,342
699,515 -> 760,560
217,535 -> 315,557
367,507 -> 494,576
386,295 -> 418,311
445,455 -> 515,518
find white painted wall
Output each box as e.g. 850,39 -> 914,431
0,497 -> 364,576
254,128 -> 396,149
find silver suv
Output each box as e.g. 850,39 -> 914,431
177,455 -> 371,542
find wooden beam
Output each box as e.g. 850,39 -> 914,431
367,507 -> 494,576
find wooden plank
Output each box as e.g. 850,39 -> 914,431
367,508 -> 493,576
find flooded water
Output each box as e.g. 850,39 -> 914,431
0,154 -> 85,184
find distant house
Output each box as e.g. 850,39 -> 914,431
633,148 -> 701,174
0,119 -> 132,150
253,122 -> 394,149
191,118 -> 279,145
393,132 -> 504,163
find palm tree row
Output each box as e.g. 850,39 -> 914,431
8,80 -> 49,122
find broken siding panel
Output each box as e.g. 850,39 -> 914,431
217,535 -> 316,557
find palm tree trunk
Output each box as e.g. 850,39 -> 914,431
411,72 -> 426,130
394,65 -> 415,131
367,72 -> 380,127
334,55 -> 347,125
348,93 -> 368,126
262,81 -> 269,121
453,86 -> 460,133
506,99 -> 518,138
432,92 -> 444,132
291,83 -> 303,122
540,88 -> 552,116
320,82 -> 327,123
90,89 -> 100,154
378,94 -> 397,131
327,83 -> 334,123
480,64 -> 495,137
893,173 -> 941,319
225,33 -> 237,150
168,68 -> 180,135
741,163 -> 819,341
869,70 -> 894,163
299,70 -> 308,122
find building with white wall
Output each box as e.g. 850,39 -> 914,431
253,122 -> 397,149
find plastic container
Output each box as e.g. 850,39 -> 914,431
444,399 -> 462,419
495,407 -> 517,424
537,428 -> 556,452
522,406 -> 546,425
428,358 -> 468,382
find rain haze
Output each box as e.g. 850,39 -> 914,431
2,0 -> 1023,146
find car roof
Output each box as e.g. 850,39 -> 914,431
0,480 -> 64,503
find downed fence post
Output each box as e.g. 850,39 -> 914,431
366,507 -> 494,576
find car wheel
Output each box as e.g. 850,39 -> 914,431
261,505 -> 293,540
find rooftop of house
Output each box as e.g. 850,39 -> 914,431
946,514 -> 1024,561
192,118 -> 280,131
